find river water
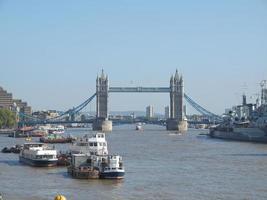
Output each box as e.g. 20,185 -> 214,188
1,125 -> 267,200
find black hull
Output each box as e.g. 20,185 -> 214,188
19,156 -> 57,167
100,171 -> 125,179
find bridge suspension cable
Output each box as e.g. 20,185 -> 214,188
19,93 -> 96,122
184,93 -> 222,121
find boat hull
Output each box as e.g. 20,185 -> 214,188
100,171 -> 125,179
19,156 -> 57,167
209,127 -> 267,143
67,166 -> 99,179
40,137 -> 73,144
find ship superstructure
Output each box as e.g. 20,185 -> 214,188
209,80 -> 267,143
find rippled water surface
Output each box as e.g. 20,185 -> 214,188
1,125 -> 267,200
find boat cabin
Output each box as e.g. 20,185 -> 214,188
71,132 -> 108,155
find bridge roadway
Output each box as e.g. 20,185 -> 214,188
109,87 -> 170,93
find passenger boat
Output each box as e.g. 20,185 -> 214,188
19,143 -> 58,167
70,132 -> 108,155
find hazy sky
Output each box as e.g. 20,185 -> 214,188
0,0 -> 266,114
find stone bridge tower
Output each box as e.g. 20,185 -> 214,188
93,70 -> 112,131
167,70 -> 188,132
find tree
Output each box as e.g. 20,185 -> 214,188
0,108 -> 16,129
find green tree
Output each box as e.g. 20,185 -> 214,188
0,109 -> 16,128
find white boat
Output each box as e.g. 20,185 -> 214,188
48,125 -> 65,134
99,155 -> 125,179
68,132 -> 125,179
70,132 -> 108,155
68,154 -> 125,179
135,123 -> 143,131
19,143 -> 58,167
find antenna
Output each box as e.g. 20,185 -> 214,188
260,80 -> 267,105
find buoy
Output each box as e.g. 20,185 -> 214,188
54,194 -> 67,200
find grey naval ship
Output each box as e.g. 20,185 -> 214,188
209,80 -> 267,143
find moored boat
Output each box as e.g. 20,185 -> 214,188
40,134 -> 74,144
67,165 -> 99,179
57,154 -> 71,166
48,125 -> 65,134
209,83 -> 267,143
67,154 -> 100,179
68,132 -> 125,179
70,132 -> 108,155
19,143 -> 58,167
1,145 -> 22,153
99,155 -> 125,179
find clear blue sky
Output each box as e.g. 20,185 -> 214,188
0,0 -> 266,114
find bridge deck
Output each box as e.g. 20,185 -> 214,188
109,87 -> 170,93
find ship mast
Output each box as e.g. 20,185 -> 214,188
260,80 -> 267,105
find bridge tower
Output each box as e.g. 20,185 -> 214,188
167,70 -> 188,132
93,70 -> 112,131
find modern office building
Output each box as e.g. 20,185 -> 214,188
165,106 -> 169,119
0,87 -> 13,109
146,105 -> 154,119
0,86 -> 32,115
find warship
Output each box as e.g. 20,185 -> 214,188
209,80 -> 267,143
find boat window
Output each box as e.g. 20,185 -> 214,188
99,143 -> 102,146
94,142 -> 97,146
89,143 -> 93,146
40,155 -> 54,159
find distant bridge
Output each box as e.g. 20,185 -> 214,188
18,70 -> 222,127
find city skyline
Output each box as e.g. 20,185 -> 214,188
0,1 -> 266,114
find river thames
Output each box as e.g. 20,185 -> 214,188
1,125 -> 267,200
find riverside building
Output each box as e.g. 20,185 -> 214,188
0,86 -> 32,115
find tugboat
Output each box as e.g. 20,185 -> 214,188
19,143 -> 58,167
99,155 -> 125,179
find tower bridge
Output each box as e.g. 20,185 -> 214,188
93,70 -> 187,132
19,70 -> 222,130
